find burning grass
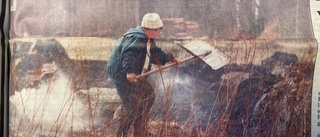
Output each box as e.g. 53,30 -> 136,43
9,37 -> 316,136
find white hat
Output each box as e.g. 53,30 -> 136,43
141,13 -> 163,29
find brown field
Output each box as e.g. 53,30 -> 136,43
9,37 -> 317,136
10,37 -> 317,64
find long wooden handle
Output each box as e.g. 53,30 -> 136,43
136,51 -> 212,79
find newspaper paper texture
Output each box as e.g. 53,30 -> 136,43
311,0 -> 320,136
7,0 -> 319,136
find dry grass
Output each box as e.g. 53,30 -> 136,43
9,37 -> 316,136
10,37 -> 117,61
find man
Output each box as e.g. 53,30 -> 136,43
107,13 -> 179,137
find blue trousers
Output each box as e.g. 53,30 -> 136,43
113,79 -> 155,137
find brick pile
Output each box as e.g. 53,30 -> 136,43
160,18 -> 204,39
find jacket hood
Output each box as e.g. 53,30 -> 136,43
123,26 -> 147,38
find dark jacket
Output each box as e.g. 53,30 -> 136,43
107,26 -> 173,83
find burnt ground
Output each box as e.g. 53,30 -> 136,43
9,38 -> 314,136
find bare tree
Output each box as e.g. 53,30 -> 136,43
236,0 -> 241,38
254,0 -> 260,22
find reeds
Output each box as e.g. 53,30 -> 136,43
9,38 -> 315,136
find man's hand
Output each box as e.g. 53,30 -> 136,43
127,73 -> 137,83
171,58 -> 180,65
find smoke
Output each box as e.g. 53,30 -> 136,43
148,67 -> 217,126
10,71 -> 89,135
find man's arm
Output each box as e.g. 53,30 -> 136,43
121,37 -> 142,82
151,46 -> 179,65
